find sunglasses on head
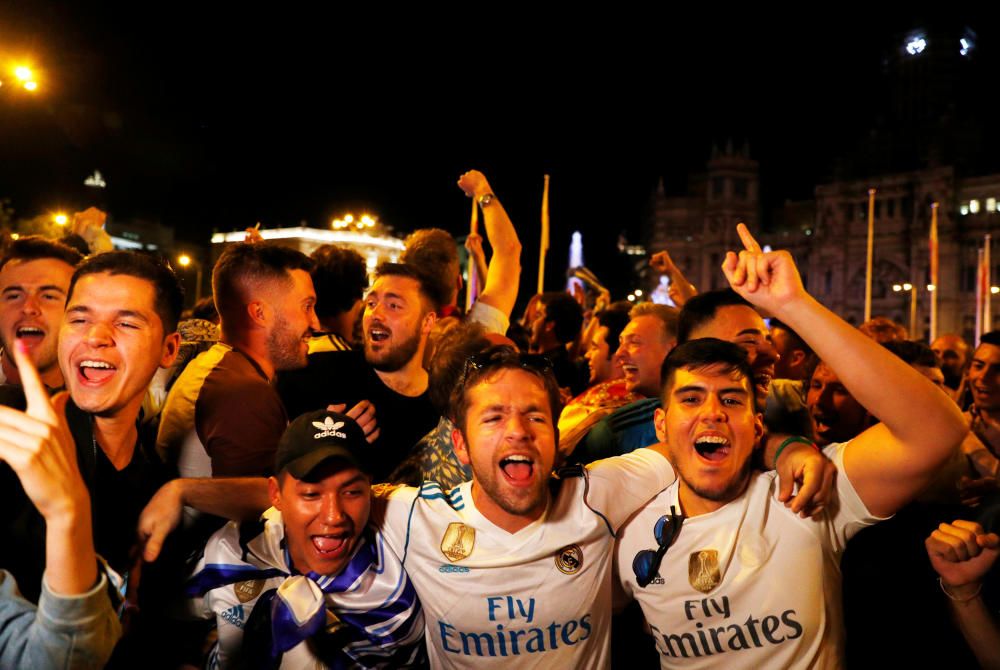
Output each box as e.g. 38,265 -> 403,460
461,350 -> 553,386
632,505 -> 684,588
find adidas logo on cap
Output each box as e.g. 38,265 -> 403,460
312,416 -> 347,440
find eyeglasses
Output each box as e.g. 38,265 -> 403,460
632,505 -> 684,588
460,349 -> 553,386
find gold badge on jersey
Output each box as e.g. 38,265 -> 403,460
555,544 -> 583,575
688,550 -> 721,593
441,523 -> 475,562
234,579 -> 265,603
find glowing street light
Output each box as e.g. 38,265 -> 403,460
53,213 -> 68,226
14,66 -> 32,82
893,282 -> 918,337
177,254 -> 202,301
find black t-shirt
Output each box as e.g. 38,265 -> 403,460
277,350 -> 439,482
0,388 -> 170,603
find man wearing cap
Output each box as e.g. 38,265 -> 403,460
185,410 -> 426,669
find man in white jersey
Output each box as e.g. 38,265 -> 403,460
615,225 -> 968,668
372,342 -> 832,669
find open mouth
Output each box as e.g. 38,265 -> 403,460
500,455 -> 535,484
15,326 -> 45,346
622,364 -> 639,377
753,372 -> 772,396
311,534 -> 350,556
368,326 -> 390,343
694,435 -> 730,462
78,360 -> 117,383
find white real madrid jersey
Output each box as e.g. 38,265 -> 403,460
376,448 -> 675,669
615,442 -> 884,669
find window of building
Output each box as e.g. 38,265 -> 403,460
733,178 -> 748,199
844,203 -> 854,220
712,177 -> 725,198
961,203 -> 970,216
988,197 -> 997,212
887,199 -> 896,217
970,199 -> 981,214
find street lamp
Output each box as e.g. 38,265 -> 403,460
177,254 -> 203,302
53,213 -> 68,226
892,282 -> 918,338
3,65 -> 40,93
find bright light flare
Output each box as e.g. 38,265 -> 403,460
23,80 -> 38,91
53,213 -> 68,226
178,254 -> 192,267
14,66 -> 32,82
992,286 -> 1000,296
905,36 -> 927,55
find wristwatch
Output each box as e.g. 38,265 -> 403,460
477,193 -> 495,208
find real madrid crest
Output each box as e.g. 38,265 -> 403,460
234,579 -> 265,603
441,522 -> 475,562
555,544 -> 583,575
688,549 -> 721,593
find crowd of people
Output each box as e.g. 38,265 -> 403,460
0,170 -> 996,668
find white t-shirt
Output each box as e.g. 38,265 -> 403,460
467,300 -> 510,335
376,448 -> 675,669
615,442 -> 883,669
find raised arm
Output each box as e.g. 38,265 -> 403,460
0,340 -> 120,668
457,170 -> 522,319
926,520 -> 1000,669
723,224 -> 967,516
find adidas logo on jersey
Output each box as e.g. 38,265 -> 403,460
312,417 -> 347,439
221,604 -> 245,629
438,564 -> 471,574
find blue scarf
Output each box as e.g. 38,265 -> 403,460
187,509 -> 425,668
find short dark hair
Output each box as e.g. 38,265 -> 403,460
401,229 -> 459,308
0,235 -> 83,272
68,251 -> 184,334
538,292 -> 584,345
768,318 -> 813,356
212,242 -> 313,322
310,244 -> 368,318
448,345 -> 563,435
427,320 -> 491,415
660,338 -> 757,412
595,307 -> 631,360
677,289 -> 752,344
980,331 -> 1000,348
190,295 -> 219,323
373,262 -> 447,312
882,340 -> 938,368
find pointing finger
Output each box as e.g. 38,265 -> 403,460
737,223 -> 763,254
11,339 -> 55,424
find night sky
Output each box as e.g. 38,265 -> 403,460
2,5 -> 998,298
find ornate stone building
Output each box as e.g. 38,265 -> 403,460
647,158 -> 1000,341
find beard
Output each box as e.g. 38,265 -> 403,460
267,312 -> 309,371
364,326 -> 422,373
470,461 -> 549,519
673,450 -> 754,506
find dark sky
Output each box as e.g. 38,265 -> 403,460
2,5 -> 998,295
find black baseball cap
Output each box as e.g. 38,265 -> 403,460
274,409 -> 371,480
